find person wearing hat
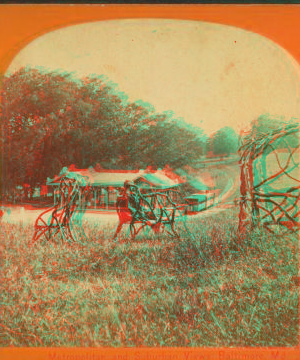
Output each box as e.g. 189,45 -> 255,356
113,180 -> 147,240
113,181 -> 135,240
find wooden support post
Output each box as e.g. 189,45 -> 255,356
106,187 -> 109,210
239,154 -> 254,235
113,188 -> 117,209
79,187 -> 81,209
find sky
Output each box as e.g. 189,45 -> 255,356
6,19 -> 300,135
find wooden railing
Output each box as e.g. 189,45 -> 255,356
187,193 -> 216,213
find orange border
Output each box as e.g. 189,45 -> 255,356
0,4 -> 299,360
1,347 -> 300,360
1,4 -> 300,75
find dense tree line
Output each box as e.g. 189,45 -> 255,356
205,115 -> 298,157
0,67 -> 206,191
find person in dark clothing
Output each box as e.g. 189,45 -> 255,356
113,180 -> 151,240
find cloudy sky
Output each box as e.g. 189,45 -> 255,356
7,19 -> 300,135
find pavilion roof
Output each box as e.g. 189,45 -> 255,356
47,167 -> 184,189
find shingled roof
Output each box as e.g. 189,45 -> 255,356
47,166 -> 184,189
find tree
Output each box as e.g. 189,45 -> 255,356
211,126 -> 239,156
1,67 -> 85,189
1,67 -> 207,191
249,114 -> 299,149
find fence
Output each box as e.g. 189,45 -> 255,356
187,193 -> 216,213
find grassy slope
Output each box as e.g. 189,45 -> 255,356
1,208 -> 298,347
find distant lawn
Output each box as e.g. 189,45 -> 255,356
0,208 -> 299,346
254,149 -> 299,190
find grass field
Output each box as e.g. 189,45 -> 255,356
0,207 -> 299,347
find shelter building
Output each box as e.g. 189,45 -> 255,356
46,165 -> 186,210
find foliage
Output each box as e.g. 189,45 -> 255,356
249,114 -> 299,148
250,114 -> 297,136
210,127 -> 239,156
0,67 -> 206,190
0,208 -> 298,346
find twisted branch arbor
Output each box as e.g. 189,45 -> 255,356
239,122 -> 299,234
31,172 -> 91,245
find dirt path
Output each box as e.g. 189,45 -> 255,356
217,169 -> 240,204
197,162 -> 240,205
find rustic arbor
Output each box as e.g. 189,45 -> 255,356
31,172 -> 91,245
239,122 -> 299,234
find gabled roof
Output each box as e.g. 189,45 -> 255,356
90,168 -> 144,187
47,166 -> 184,189
137,172 -> 180,189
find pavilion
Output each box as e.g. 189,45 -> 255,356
46,165 -> 185,210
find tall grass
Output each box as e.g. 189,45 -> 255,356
0,208 -> 298,346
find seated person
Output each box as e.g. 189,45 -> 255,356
113,181 -> 155,239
